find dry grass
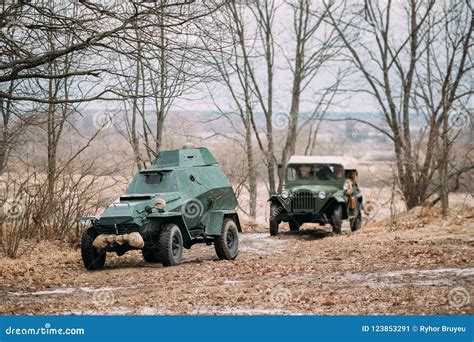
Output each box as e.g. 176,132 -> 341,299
0,205 -> 472,315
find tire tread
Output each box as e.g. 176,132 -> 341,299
81,227 -> 106,270
158,223 -> 182,266
215,218 -> 239,260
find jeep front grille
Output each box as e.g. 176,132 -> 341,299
291,191 -> 316,211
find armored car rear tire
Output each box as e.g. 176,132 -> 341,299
81,227 -> 106,271
269,203 -> 280,236
215,218 -> 239,260
158,224 -> 183,266
331,203 -> 343,234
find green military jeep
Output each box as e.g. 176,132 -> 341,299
269,156 -> 363,235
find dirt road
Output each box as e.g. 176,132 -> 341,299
1,214 -> 473,315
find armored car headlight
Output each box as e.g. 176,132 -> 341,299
318,190 -> 326,199
281,190 -> 290,199
154,198 -> 166,211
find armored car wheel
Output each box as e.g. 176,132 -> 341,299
215,218 -> 239,260
142,247 -> 161,263
269,203 -> 280,236
81,227 -> 106,270
158,223 -> 183,266
331,204 -> 343,234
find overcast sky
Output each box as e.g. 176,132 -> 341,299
173,0 -> 381,115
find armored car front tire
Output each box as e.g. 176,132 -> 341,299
215,218 -> 239,260
158,223 -> 183,266
81,227 -> 106,271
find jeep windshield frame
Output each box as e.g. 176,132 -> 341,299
285,163 -> 345,184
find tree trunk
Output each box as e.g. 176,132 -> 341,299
0,81 -> 14,175
278,48 -> 302,192
246,116 -> 257,220
266,123 -> 276,195
47,73 -> 57,205
440,108 -> 449,216
131,44 -> 142,170
156,17 -> 166,153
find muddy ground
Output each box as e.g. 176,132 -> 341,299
0,208 -> 473,315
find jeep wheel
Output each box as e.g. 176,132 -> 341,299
350,202 -> 363,232
158,224 -> 183,266
269,203 -> 280,236
81,227 -> 106,270
331,204 -> 343,234
142,247 -> 161,263
289,220 -> 301,232
215,218 -> 239,260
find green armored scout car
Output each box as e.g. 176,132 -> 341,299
78,144 -> 241,270
269,156 -> 363,236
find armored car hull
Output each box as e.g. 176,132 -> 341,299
79,145 -> 240,270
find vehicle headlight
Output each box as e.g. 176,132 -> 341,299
154,198 -> 166,211
318,191 -> 326,199
281,190 -> 289,199
343,182 -> 350,190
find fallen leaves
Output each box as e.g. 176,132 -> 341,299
0,207 -> 472,315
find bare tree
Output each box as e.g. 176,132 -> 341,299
201,3 -> 258,219
0,1 -> 222,99
326,0 -> 472,210
0,0 -> 225,170
0,80 -> 24,174
414,1 -> 473,215
224,1 -> 342,194
110,1 -> 222,169
224,0 -> 279,195
277,0 -> 341,191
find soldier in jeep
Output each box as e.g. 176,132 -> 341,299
298,165 -> 312,179
333,165 -> 344,180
